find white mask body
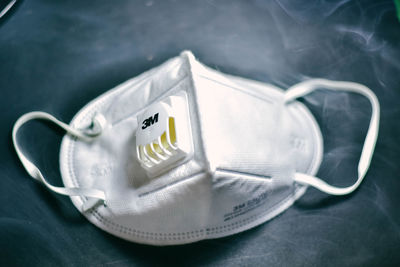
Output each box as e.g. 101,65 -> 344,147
59,51 -> 323,245
13,51 -> 379,246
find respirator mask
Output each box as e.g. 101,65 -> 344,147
12,51 -> 379,245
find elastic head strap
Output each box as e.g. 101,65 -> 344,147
0,0 -> 17,19
12,111 -> 107,211
284,79 -> 380,195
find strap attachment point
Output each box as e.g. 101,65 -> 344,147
81,113 -> 107,137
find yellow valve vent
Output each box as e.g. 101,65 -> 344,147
135,93 -> 193,177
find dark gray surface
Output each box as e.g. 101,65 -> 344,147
1,0 -> 400,266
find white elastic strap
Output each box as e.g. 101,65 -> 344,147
12,111 -> 107,211
0,0 -> 17,19
284,79 -> 380,195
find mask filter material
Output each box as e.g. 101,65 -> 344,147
12,51 -> 379,245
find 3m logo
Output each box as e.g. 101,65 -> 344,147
142,113 -> 159,129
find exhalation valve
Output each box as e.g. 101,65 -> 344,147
136,92 -> 193,177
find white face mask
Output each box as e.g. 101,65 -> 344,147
12,51 -> 380,245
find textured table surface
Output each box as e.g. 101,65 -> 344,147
1,0 -> 400,266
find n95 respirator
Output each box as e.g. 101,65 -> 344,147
12,51 -> 379,245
